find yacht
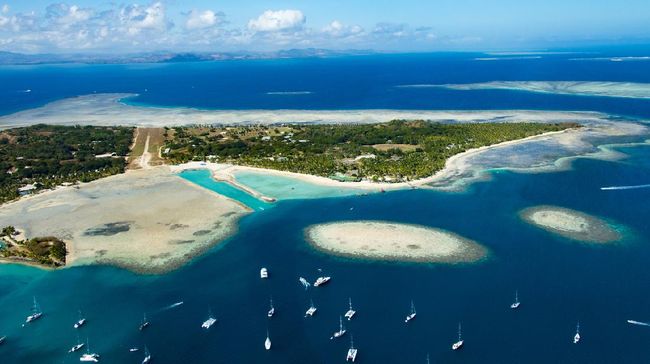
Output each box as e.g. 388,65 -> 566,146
314,276 -> 331,287
25,297 -> 43,323
129,348 -> 140,352
142,346 -> 152,364
74,310 -> 87,329
267,297 -> 275,318
344,298 -> 356,320
139,313 -> 150,331
346,335 -> 358,362
330,316 -> 347,339
260,267 -> 269,279
305,300 -> 317,317
202,310 -> 217,329
510,290 -> 521,309
573,323 -> 581,344
405,301 -> 416,323
79,339 -> 99,362
265,330 -> 272,350
452,323 -> 464,350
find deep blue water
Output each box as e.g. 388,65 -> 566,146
1,52 -> 650,118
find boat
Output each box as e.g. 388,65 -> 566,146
265,330 -> 272,350
305,300 -> 317,317
405,300 -> 416,323
330,316 -> 347,339
426,353 -> 430,364
510,290 -> 521,309
314,276 -> 331,287
299,277 -> 311,290
129,348 -> 140,352
346,335 -> 358,362
79,339 -> 99,362
452,323 -> 464,350
142,346 -> 152,364
69,336 -> 85,353
25,297 -> 43,323
139,313 -> 150,331
344,298 -> 356,320
260,267 -> 269,279
74,310 -> 87,329
267,297 -> 275,318
573,323 -> 581,344
0,336 -> 5,345
202,310 -> 217,329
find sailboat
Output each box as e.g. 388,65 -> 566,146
405,300 -> 416,323
305,300 -> 317,317
452,323 -> 464,350
74,310 -> 87,328
260,267 -> 269,279
0,336 -> 5,345
267,297 -> 275,318
346,334 -> 358,362
330,316 -> 347,339
202,309 -> 217,329
139,313 -> 150,331
79,338 -> 100,362
69,335 -> 85,353
573,323 -> 581,344
265,330 -> 272,350
25,297 -> 43,323
344,298 -> 356,320
142,346 -> 152,364
510,290 -> 521,309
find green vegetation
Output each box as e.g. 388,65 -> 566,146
0,226 -> 67,267
163,121 -> 579,182
0,124 -> 134,204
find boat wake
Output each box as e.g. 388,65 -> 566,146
601,184 -> 650,191
299,277 -> 311,290
156,301 -> 184,313
627,320 -> 650,327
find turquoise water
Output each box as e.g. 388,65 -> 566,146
233,170 -> 368,200
177,169 -> 270,211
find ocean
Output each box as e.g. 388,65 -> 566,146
1,52 -> 650,363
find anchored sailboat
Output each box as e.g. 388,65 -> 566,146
267,297 -> 275,318
573,323 -> 581,344
330,316 -> 347,339
265,330 -> 272,350
510,290 -> 521,309
142,346 -> 152,364
305,299 -> 317,317
25,297 -> 43,323
139,313 -> 150,331
405,300 -> 416,323
69,335 -> 85,353
346,334 -> 358,362
202,309 -> 217,329
452,323 -> 464,350
79,338 -> 100,362
74,310 -> 87,329
344,297 -> 356,320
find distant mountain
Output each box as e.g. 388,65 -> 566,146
0,49 -> 376,65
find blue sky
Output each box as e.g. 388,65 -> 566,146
0,0 -> 649,53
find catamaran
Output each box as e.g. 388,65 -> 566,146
405,300 -> 416,323
510,290 -> 521,309
314,276 -> 331,287
344,298 -> 356,320
74,310 -> 87,329
346,335 -> 358,362
142,346 -> 152,364
573,323 -> 581,344
265,330 -> 272,350
25,297 -> 43,323
202,310 -> 217,329
139,313 -> 150,331
305,300 -> 317,317
330,316 -> 347,339
267,297 -> 275,318
260,267 -> 269,279
452,323 -> 464,350
79,339 -> 100,362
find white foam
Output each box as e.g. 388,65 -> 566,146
600,184 -> 650,191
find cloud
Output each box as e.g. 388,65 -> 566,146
322,20 -> 363,38
248,10 -> 305,32
185,9 -> 221,30
119,2 -> 171,35
1,4 -> 9,14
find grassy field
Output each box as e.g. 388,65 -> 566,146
128,127 -> 166,169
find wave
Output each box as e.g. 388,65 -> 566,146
474,56 -> 542,61
570,57 -> 650,62
266,91 -> 312,95
600,184 -> 650,191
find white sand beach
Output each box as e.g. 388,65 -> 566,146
0,167 -> 250,273
520,206 -> 621,243
305,221 -> 487,263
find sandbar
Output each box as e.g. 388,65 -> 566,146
305,221 -> 487,263
520,206 -> 621,243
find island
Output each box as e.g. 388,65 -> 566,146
520,205 -> 622,243
305,221 -> 487,263
0,226 -> 67,268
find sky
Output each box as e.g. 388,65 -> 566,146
0,0 -> 649,54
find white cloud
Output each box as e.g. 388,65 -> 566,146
1,4 -> 9,14
248,10 -> 305,32
119,1 -> 170,35
185,9 -> 220,30
322,20 -> 363,38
